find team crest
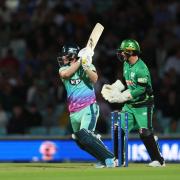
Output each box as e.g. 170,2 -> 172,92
130,72 -> 135,78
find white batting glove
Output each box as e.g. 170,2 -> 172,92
81,56 -> 92,71
78,47 -> 94,71
78,47 -> 94,58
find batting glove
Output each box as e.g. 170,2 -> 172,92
81,55 -> 92,71
78,47 -> 94,58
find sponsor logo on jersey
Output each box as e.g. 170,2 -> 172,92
70,79 -> 81,85
126,80 -> 134,85
130,72 -> 135,78
138,78 -> 147,83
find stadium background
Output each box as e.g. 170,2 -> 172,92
0,0 -> 179,162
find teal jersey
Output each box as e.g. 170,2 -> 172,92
123,58 -> 153,105
59,65 -> 96,113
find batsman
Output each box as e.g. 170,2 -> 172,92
58,43 -> 115,168
101,39 -> 165,167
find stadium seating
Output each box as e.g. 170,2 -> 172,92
49,127 -> 66,136
29,127 -> 47,135
0,127 -> 7,136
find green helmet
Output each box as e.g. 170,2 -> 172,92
118,39 -> 141,53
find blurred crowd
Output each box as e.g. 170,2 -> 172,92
0,0 -> 180,136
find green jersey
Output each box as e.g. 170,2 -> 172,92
123,58 -> 154,106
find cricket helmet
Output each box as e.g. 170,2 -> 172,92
117,39 -> 141,61
57,43 -> 80,67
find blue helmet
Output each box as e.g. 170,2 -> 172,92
57,43 -> 80,67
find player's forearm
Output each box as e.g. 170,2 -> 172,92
130,86 -> 146,98
84,69 -> 98,83
59,61 -> 80,79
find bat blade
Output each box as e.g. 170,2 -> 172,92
86,23 -> 104,51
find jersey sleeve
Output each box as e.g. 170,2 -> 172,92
83,64 -> 97,81
90,64 -> 96,72
59,66 -> 68,73
59,66 -> 69,82
130,68 -> 148,98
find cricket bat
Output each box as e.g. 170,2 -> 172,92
86,23 -> 104,51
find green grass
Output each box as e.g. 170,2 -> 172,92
0,163 -> 179,180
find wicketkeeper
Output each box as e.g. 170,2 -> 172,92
101,39 -> 165,167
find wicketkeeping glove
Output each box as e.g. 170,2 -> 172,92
101,85 -> 112,100
103,80 -> 125,92
101,83 -> 133,103
107,89 -> 133,103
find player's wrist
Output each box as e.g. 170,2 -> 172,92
77,58 -> 81,63
82,64 -> 90,71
